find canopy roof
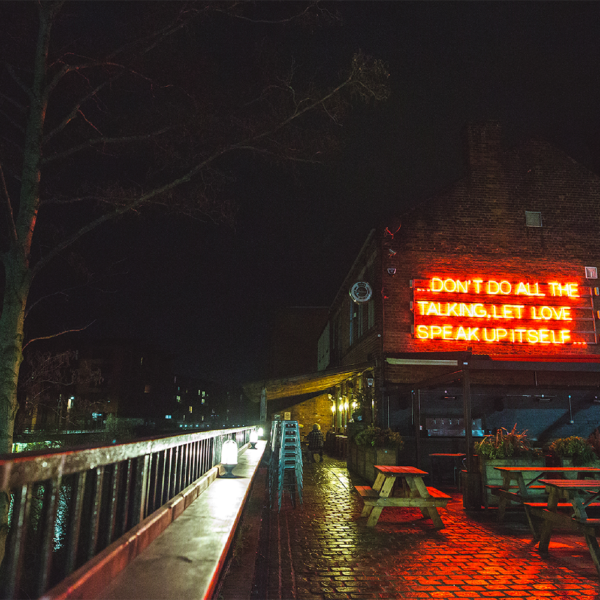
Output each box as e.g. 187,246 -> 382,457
243,362 -> 374,403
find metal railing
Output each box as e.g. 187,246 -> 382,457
0,426 -> 253,599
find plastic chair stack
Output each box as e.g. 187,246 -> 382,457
269,420 -> 303,510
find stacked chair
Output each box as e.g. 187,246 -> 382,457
269,420 -> 303,510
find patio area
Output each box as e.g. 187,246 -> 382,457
217,453 -> 600,600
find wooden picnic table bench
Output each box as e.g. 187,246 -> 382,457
354,465 -> 451,529
528,479 -> 600,577
492,466 -> 600,530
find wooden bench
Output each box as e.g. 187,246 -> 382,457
523,501 -> 600,539
354,484 -> 451,520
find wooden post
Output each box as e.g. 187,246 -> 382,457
260,387 -> 267,422
415,389 -> 421,469
462,362 -> 472,474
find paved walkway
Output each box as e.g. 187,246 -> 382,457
239,454 -> 600,600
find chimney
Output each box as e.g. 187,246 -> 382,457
462,120 -> 502,176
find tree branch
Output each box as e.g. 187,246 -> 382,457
32,53 -> 388,276
0,91 -> 27,113
22,321 -> 96,350
0,108 -> 25,133
6,64 -> 33,101
0,163 -> 18,246
42,126 -> 177,164
44,6 -> 197,94
214,2 -> 338,26
43,76 -> 119,143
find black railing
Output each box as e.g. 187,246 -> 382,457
0,426 -> 253,599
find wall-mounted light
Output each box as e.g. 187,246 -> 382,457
220,440 -> 238,478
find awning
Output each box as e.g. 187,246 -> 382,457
243,362 -> 374,403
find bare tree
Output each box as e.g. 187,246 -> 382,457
16,349 -> 103,433
0,0 -> 389,563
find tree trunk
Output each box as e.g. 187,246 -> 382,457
0,254 -> 30,568
0,2 -> 50,570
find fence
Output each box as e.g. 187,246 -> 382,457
0,426 -> 253,599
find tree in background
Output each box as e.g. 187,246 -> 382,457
0,0 -> 388,563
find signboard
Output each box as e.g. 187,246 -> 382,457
412,277 -> 597,345
349,281 -> 373,303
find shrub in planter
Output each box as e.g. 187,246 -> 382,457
474,424 -> 539,460
588,429 -> 600,458
354,425 -> 404,451
474,425 -> 543,508
351,425 -> 404,483
549,436 -> 596,466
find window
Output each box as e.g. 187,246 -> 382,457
144,384 -> 151,394
368,300 -> 375,329
585,267 -> 598,279
525,211 -> 542,227
176,395 -> 181,402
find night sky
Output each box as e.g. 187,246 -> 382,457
18,2 -> 600,385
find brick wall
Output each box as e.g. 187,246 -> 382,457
268,393 -> 333,440
328,121 -> 600,442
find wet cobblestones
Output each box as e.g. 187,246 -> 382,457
265,456 -> 600,600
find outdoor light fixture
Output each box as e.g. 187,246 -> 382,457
249,429 -> 258,449
331,405 -> 335,413
220,440 -> 238,478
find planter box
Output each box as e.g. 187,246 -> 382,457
348,441 -> 398,484
479,455 -> 545,508
559,457 -> 600,478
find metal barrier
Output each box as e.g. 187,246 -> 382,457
0,426 -> 253,599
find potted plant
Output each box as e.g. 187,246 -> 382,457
588,429 -> 600,459
349,425 -> 404,483
548,436 -> 597,475
474,424 -> 543,507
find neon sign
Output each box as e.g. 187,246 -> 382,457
412,277 -> 596,346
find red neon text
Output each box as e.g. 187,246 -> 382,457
415,325 -> 571,344
429,277 -> 579,298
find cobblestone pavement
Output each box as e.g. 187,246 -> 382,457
266,455 -> 600,600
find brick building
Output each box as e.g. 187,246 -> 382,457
248,121 -> 600,466
323,120 -> 600,465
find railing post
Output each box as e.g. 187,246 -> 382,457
2,484 -> 31,600
85,467 -> 105,561
36,476 -> 62,597
131,454 -> 150,526
65,471 -> 86,576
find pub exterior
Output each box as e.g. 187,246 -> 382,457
317,121 -> 600,480
246,121 -> 600,494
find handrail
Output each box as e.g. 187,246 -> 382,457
0,426 -> 254,599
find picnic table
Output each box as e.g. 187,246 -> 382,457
354,465 -> 451,528
492,466 -> 600,529
527,479 -> 600,576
